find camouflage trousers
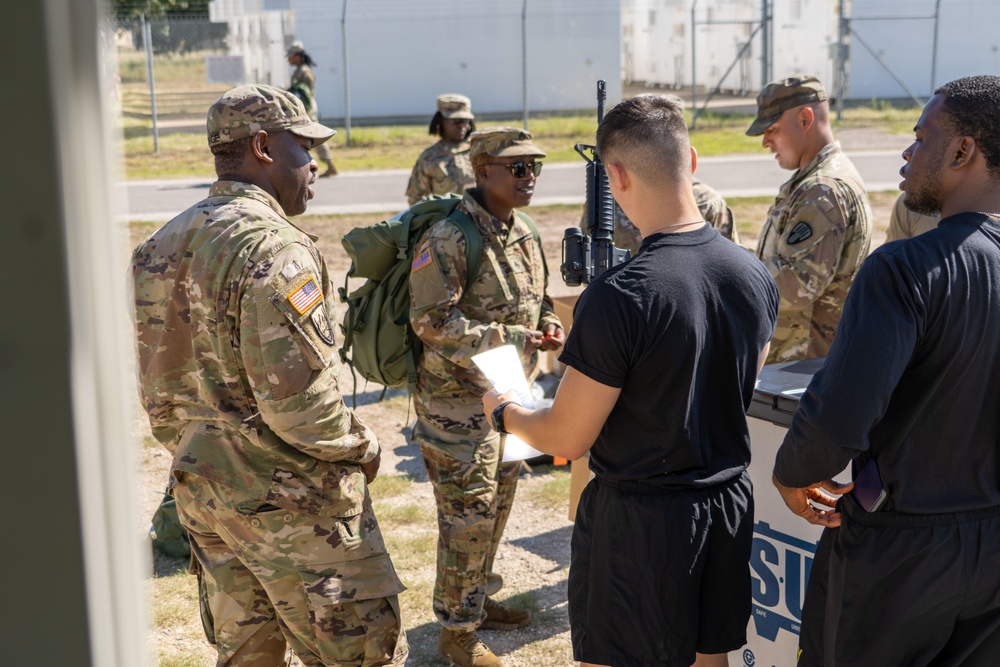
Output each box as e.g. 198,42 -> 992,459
172,473 -> 408,666
414,418 -> 521,630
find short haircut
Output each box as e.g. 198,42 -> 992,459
935,75 -> 1000,181
596,95 -> 691,185
211,136 -> 252,175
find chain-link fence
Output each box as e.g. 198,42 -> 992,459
109,0 -> 1000,152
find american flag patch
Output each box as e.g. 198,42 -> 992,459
288,277 -> 323,314
411,249 -> 433,272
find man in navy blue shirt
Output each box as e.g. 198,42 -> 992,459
773,75 -> 1000,666
483,95 -> 778,667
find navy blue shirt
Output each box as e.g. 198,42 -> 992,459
775,213 -> 1000,514
559,223 -> 778,489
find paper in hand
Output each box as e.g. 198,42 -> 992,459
472,345 -> 544,462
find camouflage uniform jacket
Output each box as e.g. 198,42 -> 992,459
132,181 -> 378,518
408,190 -> 561,437
289,64 -> 319,119
756,141 -> 872,363
612,178 -> 739,255
405,140 -> 474,205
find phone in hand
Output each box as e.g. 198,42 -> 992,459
851,458 -> 887,512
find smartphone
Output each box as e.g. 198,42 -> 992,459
851,458 -> 887,512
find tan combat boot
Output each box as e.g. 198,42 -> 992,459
438,627 -> 504,667
480,597 -> 531,631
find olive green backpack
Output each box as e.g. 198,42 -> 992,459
339,194 -> 544,398
338,195 -> 482,396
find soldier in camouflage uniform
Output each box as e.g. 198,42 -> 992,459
131,84 -> 407,667
406,94 -> 476,205
408,127 -> 564,667
886,190 -> 939,241
287,42 -> 338,177
612,178 -> 740,254
746,75 -> 872,363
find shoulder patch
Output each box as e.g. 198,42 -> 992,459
411,249 -> 433,273
787,221 -> 813,245
287,277 -> 323,314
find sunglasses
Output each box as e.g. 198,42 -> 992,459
488,161 -> 543,179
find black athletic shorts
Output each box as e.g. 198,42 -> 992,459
568,470 -> 753,667
798,494 -> 1000,667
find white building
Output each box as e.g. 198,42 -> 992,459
622,0 -> 1000,102
287,0 -> 621,123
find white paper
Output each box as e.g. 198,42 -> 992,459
472,345 -> 545,462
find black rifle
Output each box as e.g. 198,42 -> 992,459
560,80 -> 630,286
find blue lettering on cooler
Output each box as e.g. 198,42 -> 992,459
749,521 -> 818,642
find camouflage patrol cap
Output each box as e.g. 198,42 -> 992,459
206,84 -> 336,147
286,41 -> 305,58
746,74 -> 828,136
437,94 -> 474,120
469,126 -> 547,160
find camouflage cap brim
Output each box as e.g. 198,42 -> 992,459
441,109 -> 475,120
290,120 -> 337,147
745,112 -> 783,137
490,144 -> 547,158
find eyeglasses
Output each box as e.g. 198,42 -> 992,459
487,161 -> 543,179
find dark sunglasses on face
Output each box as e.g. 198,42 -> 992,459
488,161 -> 543,179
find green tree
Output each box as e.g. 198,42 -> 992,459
112,0 -> 212,20
113,0 -> 225,54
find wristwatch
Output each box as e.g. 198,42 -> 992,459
491,400 -> 518,434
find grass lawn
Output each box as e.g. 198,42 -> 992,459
117,103 -> 920,181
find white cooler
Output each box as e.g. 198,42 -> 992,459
728,357 -> 847,667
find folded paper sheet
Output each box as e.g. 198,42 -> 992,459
472,345 -> 545,462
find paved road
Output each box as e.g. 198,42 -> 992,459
119,149 -> 905,222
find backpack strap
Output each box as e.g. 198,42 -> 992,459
516,210 -> 548,278
402,205 -> 483,396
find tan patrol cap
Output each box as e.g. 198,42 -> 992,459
746,74 -> 828,136
436,94 -> 475,120
286,40 -> 305,58
206,84 -> 336,148
469,126 -> 546,160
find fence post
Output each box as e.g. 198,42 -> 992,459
690,0 -> 698,129
930,0 -> 942,93
341,0 -> 352,146
142,14 -> 160,153
521,0 -> 529,130
836,0 -> 848,122
760,0 -> 769,88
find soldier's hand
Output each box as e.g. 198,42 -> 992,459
539,324 -> 565,351
525,329 -> 545,350
772,473 -> 852,528
361,449 -> 381,485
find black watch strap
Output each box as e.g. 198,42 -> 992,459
492,400 -> 517,434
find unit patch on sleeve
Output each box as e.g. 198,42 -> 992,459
787,221 -> 813,245
411,249 -> 433,273
287,277 -> 323,314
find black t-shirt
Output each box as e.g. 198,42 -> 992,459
559,223 -> 778,488
774,213 -> 1000,514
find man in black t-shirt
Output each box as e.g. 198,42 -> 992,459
773,75 -> 1000,666
483,95 -> 778,667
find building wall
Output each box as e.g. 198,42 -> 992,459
290,0 -> 621,123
